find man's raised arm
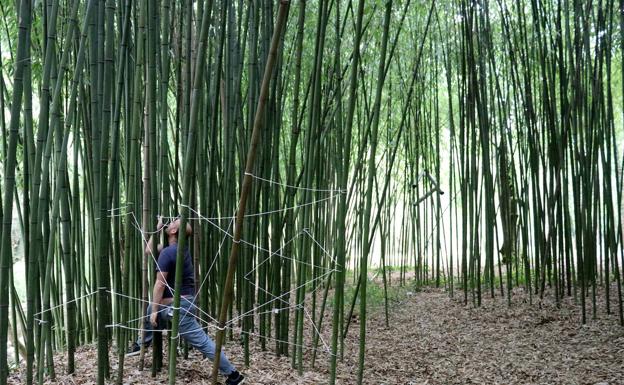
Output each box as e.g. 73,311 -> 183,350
144,216 -> 164,255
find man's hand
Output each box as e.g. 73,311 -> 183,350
144,217 -> 164,255
150,272 -> 168,327
150,308 -> 159,327
156,215 -> 164,231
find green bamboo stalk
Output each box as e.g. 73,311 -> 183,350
328,0 -> 344,379
357,2 -> 391,382
37,0 -> 91,377
0,0 -> 31,381
280,0 -> 306,357
167,1 -> 214,383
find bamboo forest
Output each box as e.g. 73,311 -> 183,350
1,0 -> 624,384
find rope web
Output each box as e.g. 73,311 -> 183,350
53,172 -> 345,357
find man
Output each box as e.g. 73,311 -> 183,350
128,216 -> 245,385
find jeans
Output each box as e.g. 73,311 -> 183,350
137,297 -> 236,376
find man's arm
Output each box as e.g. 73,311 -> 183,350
144,216 -> 164,255
145,236 -> 163,256
150,271 -> 168,326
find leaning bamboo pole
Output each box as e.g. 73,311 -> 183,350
210,2 -> 290,384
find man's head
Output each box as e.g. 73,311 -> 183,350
164,218 -> 193,240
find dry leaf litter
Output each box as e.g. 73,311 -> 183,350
8,276 -> 624,385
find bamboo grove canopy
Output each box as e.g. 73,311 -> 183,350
0,0 -> 623,384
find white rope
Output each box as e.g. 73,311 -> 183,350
179,193 -> 340,221
197,214 -> 332,273
240,267 -> 337,329
29,196 -> 340,359
107,205 -> 131,212
108,289 -> 152,305
104,202 -> 339,356
253,304 -> 298,317
33,289 -> 98,317
126,211 -> 337,352
228,268 -> 336,325
304,307 -> 331,353
105,301 -> 170,326
242,232 -> 333,280
302,228 -> 338,266
244,172 -> 346,194
184,217 -> 234,321
108,289 -> 218,327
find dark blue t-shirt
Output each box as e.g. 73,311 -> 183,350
156,244 -> 195,299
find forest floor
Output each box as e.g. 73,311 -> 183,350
8,276 -> 624,384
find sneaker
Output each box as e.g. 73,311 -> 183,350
225,370 -> 245,385
125,342 -> 142,357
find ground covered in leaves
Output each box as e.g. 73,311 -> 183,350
9,283 -> 624,384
